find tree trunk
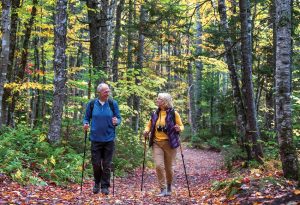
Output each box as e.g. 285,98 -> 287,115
47,0 -> 68,143
187,36 -> 196,135
8,0 -> 37,126
194,2 -> 203,132
0,0 -> 11,127
99,0 -> 109,76
275,0 -> 299,180
87,0 -> 102,86
112,0 -> 125,82
41,43 -> 47,122
132,3 -> 146,133
2,0 -> 21,125
218,0 -> 250,158
126,0 -> 134,127
239,0 -> 263,161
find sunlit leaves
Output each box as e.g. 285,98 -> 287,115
4,82 -> 53,91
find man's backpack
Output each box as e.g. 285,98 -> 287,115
89,98 -> 115,117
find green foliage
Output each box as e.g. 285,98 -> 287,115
222,144 -> 246,172
0,121 -> 146,185
260,129 -> 280,159
0,125 -> 83,185
113,125 -> 146,176
212,177 -> 242,197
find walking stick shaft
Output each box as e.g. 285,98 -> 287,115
80,130 -> 88,193
141,138 -> 147,191
112,163 -> 115,196
180,143 -> 191,197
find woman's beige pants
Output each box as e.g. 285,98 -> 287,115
152,140 -> 177,189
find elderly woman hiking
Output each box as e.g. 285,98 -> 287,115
143,93 -> 184,196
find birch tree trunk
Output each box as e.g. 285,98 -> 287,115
2,0 -> 21,125
275,0 -> 299,180
47,0 -> 68,143
239,0 -> 263,161
0,0 -> 11,127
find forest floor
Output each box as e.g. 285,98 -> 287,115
1,146 -> 300,204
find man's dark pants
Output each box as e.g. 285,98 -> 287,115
91,141 -> 115,188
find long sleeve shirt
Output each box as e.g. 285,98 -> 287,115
144,110 -> 184,141
83,99 -> 121,142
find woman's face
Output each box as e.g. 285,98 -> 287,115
156,97 -> 164,109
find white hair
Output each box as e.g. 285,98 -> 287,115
97,83 -> 109,92
158,93 -> 173,108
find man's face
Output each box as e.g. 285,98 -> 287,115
99,86 -> 110,100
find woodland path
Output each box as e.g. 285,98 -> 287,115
0,146 -> 227,204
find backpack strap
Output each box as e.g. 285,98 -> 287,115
108,98 -> 116,117
170,108 -> 176,124
89,98 -> 115,116
89,99 -> 96,115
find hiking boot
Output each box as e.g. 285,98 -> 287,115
166,184 -> 172,196
156,188 -> 167,197
92,183 -> 100,194
101,187 -> 109,195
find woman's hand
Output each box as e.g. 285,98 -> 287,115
174,124 -> 181,132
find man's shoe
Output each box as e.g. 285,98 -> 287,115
101,187 -> 109,195
93,183 -> 100,194
156,188 -> 167,197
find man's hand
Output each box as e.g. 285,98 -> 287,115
174,124 -> 181,132
83,123 -> 89,131
143,131 -> 149,138
112,117 -> 118,126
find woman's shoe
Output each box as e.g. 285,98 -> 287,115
165,184 -> 172,196
156,188 -> 167,197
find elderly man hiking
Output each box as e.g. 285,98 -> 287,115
83,83 -> 121,195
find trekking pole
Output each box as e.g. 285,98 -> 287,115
112,162 -> 115,196
179,142 -> 191,197
141,137 -> 147,191
80,130 -> 88,193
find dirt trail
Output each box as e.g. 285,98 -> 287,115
0,146 -> 227,204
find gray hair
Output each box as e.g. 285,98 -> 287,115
158,93 -> 173,108
97,83 -> 109,92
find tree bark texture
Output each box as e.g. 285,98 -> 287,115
0,0 -> 11,127
218,0 -> 250,157
112,0 -> 125,82
275,0 -> 299,180
8,0 -> 37,126
47,0 -> 68,143
99,0 -> 109,74
194,2 -> 203,132
87,0 -> 103,86
239,0 -> 263,161
1,0 -> 21,125
132,3 -> 146,133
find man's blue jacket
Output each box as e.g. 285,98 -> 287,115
83,99 -> 121,142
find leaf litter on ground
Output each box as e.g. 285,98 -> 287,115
0,146 -> 299,204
